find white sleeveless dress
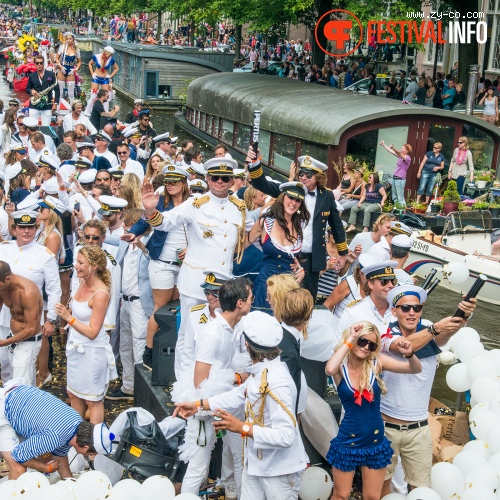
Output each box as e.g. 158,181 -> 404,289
66,284 -> 117,401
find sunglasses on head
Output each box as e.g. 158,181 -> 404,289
395,304 -> 423,313
375,277 -> 397,286
298,170 -> 314,179
203,289 -> 219,298
357,337 -> 378,352
84,234 -> 101,241
210,175 -> 232,183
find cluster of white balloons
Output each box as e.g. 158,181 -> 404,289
298,466 -> 332,500
0,472 -> 198,500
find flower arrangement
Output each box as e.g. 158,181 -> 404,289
17,34 -> 38,54
475,170 -> 494,182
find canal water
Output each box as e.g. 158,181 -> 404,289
2,67 -> 498,410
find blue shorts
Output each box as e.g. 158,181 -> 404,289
61,65 -> 74,76
92,75 -> 110,85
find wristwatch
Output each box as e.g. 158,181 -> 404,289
241,423 -> 251,438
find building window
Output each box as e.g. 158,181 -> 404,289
462,124 -> 495,170
272,134 -> 296,173
235,124 -> 251,152
259,130 -> 271,165
300,141 -> 328,165
221,120 -> 234,145
492,22 -> 500,70
145,71 -> 159,98
427,40 -> 444,64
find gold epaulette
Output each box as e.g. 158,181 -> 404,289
193,195 -> 210,209
347,298 -> 363,308
190,304 -> 205,312
229,195 -> 246,212
104,250 -> 117,266
45,247 -> 55,256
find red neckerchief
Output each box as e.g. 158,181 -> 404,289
353,389 -> 374,406
381,327 -> 393,339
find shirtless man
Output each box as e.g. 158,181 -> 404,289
0,261 -> 43,386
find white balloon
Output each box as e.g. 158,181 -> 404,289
469,402 -> 490,422
75,471 -> 112,500
487,427 -> 500,454
453,451 -> 486,476
60,478 -> 77,493
439,351 -> 457,366
0,480 -> 21,494
41,484 -> 76,500
487,350 -> 500,375
174,495 -> 201,500
382,494 -> 407,500
140,475 -> 176,500
106,489 -> 135,500
465,464 -> 499,491
431,461 -> 465,500
443,262 -> 470,284
455,338 -> 485,363
463,439 -> 493,460
406,486 -> 441,500
470,411 -> 500,440
489,393 -> 500,416
112,479 -> 142,494
17,471 -> 50,492
462,486 -> 496,500
469,356 -> 498,383
488,453 -> 500,477
471,378 -> 500,404
298,466 -> 332,500
471,396 -> 478,407
446,362 -> 471,392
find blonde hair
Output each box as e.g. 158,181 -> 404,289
121,173 -> 142,208
145,154 -> 165,180
116,185 -> 139,209
281,288 -> 313,339
458,136 -> 469,149
266,274 -> 299,322
77,245 -> 111,289
434,142 -> 442,149
372,213 -> 394,232
244,186 -> 257,210
335,321 -> 387,395
40,209 -> 63,246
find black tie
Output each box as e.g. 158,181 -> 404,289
308,191 -> 316,196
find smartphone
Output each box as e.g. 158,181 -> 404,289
74,202 -> 80,212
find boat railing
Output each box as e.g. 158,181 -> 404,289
442,210 -> 493,236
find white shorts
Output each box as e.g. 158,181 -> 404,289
0,396 -> 19,452
148,259 -> 180,290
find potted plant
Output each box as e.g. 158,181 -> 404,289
410,201 -> 427,214
490,203 -> 500,218
442,180 -> 461,215
429,201 -> 441,214
393,203 -> 406,215
472,201 -> 490,211
475,171 -> 493,189
382,202 -> 393,213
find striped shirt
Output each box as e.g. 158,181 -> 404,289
5,386 -> 82,463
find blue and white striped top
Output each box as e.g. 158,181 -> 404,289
5,386 -> 82,463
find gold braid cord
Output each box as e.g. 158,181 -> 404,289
229,195 -> 247,265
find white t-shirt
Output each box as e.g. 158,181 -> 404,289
348,231 -> 377,253
159,225 -> 188,261
195,313 -> 234,369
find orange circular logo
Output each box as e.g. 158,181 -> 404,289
314,9 -> 363,58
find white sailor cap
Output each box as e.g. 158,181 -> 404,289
201,270 -> 234,290
38,195 -> 67,216
75,156 -> 93,169
5,163 -> 25,181
153,132 -> 177,145
11,209 -> 38,226
95,130 -> 112,143
184,160 -> 205,176
63,31 -> 75,38
103,46 -> 115,54
358,254 -> 378,269
233,168 -> 246,179
10,143 -> 27,154
391,234 -> 412,251
297,155 -> 327,173
387,285 -> 427,307
93,422 -> 115,455
162,164 -> 188,180
37,155 -> 59,170
98,195 -> 128,216
42,177 -> 59,195
134,99 -> 144,105
361,260 -> 398,280
390,221 -> 412,236
23,116 -> 38,128
108,167 -> 125,179
279,181 -> 307,201
224,152 -> 233,160
123,127 -> 142,139
122,122 -> 139,135
76,142 -> 95,150
17,197 -> 40,211
204,157 -> 237,176
78,168 -> 97,184
154,149 -> 167,161
188,179 -> 207,191
242,311 -> 283,350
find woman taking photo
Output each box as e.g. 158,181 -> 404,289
325,322 -> 421,500
448,136 -> 474,195
248,182 -> 310,314
55,32 -> 81,106
346,173 -> 387,233
126,166 -> 190,369
54,245 -> 115,424
479,87 -> 498,124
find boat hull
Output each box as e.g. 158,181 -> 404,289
405,237 -> 500,306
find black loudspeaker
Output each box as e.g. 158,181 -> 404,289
300,357 -> 327,398
152,300 -> 180,386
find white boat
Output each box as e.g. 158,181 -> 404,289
405,211 -> 500,305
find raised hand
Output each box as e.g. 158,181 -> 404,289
141,181 -> 160,215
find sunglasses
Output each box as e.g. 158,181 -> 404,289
298,170 -> 314,179
165,180 -> 181,186
141,118 -> 150,122
209,175 -> 232,183
84,234 -> 101,241
18,123 -> 25,126
458,141 -> 464,144
203,289 -> 219,298
357,337 -> 378,352
395,304 -> 423,313
35,61 -> 44,65
375,278 -> 397,286
192,188 -> 205,194
96,177 -> 110,182
117,151 -> 128,155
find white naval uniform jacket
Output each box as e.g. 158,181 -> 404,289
151,191 -> 253,300
209,357 -> 307,477
0,240 -> 61,325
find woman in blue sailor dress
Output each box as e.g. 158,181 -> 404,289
325,321 -> 421,500
55,32 -> 81,105
248,183 -> 310,314
85,46 -> 120,114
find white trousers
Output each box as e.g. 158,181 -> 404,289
0,326 -> 11,382
119,299 -> 148,394
175,293 -> 203,378
221,427 -> 243,497
28,108 -> 52,126
9,337 -> 42,387
241,467 -> 303,500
